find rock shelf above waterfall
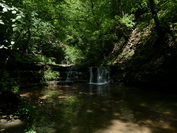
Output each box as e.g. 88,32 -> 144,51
54,66 -> 113,85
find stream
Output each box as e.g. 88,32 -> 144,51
2,83 -> 177,133
50,83 -> 177,133
1,66 -> 177,133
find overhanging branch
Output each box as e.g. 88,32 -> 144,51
51,17 -> 91,23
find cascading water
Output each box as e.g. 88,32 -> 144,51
65,67 -> 78,82
64,66 -> 87,83
89,67 -> 110,85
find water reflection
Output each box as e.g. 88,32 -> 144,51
57,84 -> 177,133
88,84 -> 110,96
3,84 -> 177,133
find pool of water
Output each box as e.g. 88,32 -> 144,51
1,83 -> 177,133
56,83 -> 177,133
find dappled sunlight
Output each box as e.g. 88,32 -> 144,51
86,109 -> 94,113
7,84 -> 177,133
145,120 -> 173,130
137,119 -> 177,133
0,118 -> 25,133
96,119 -> 151,133
1,0 -> 177,133
162,111 -> 172,115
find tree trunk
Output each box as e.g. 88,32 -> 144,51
112,0 -> 123,17
149,0 -> 162,37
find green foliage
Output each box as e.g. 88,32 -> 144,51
43,66 -> 59,81
59,96 -> 80,132
63,45 -> 84,65
1,0 -> 177,66
0,0 -> 64,65
0,70 -> 20,91
56,0 -> 117,65
42,88 -> 59,100
25,130 -> 36,133
17,97 -> 36,132
118,14 -> 135,29
41,43 -> 65,64
30,56 -> 56,64
18,97 -> 35,120
0,0 -> 137,65
0,1 -> 23,50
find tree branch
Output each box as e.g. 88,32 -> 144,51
149,0 -> 162,37
51,17 -> 94,25
89,0 -> 100,27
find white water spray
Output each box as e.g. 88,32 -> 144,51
89,67 -> 110,85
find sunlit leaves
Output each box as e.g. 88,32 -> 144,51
2,7 -> 7,12
0,20 -> 4,24
157,0 -> 177,21
1,0 -> 176,65
0,2 -> 23,49
0,45 -> 7,49
119,14 -> 135,29
12,10 -> 16,14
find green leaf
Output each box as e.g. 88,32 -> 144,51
11,41 -> 15,45
0,20 -> 4,25
0,45 -> 8,49
3,7 -> 8,12
13,27 -> 18,31
12,10 -> 17,14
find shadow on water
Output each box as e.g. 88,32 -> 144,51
2,83 -> 177,133
54,84 -> 177,133
39,84 -> 177,133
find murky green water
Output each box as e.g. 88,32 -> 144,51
38,84 -> 177,133
1,84 -> 177,133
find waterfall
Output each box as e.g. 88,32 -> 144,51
65,67 -> 78,82
89,67 -> 110,85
